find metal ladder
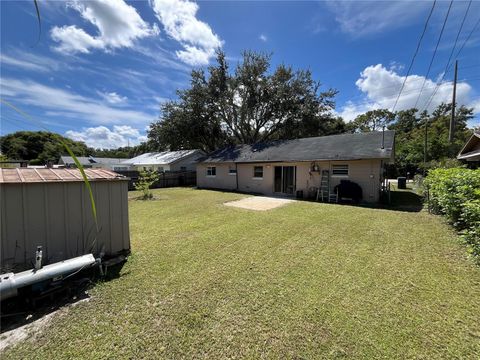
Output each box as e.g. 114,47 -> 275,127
316,169 -> 338,203
316,170 -> 330,202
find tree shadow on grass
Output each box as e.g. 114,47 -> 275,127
370,189 -> 424,212
331,188 -> 424,213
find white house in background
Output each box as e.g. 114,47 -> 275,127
457,132 -> 480,163
59,156 -> 130,171
122,150 -> 204,172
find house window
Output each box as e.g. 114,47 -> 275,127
229,166 -> 237,175
332,164 -> 349,176
206,166 -> 216,177
180,166 -> 187,171
253,166 -> 263,179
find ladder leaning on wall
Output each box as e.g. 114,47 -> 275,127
316,169 -> 338,203
316,169 -> 330,202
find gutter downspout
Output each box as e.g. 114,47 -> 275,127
235,163 -> 239,191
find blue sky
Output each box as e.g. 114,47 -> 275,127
1,0 -> 479,148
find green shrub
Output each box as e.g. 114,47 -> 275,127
461,199 -> 480,261
424,168 -> 480,228
424,167 -> 480,262
134,170 -> 160,200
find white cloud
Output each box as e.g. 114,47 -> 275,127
97,91 -> 128,104
65,125 -> 146,149
0,49 -> 64,73
1,77 -> 153,125
113,125 -> 140,138
176,45 -> 215,66
150,0 -> 222,65
51,0 -> 159,54
259,34 -> 268,42
337,64 -> 476,121
324,1 -> 430,37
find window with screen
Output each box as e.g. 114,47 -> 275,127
253,166 -> 263,178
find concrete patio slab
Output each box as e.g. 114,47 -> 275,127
224,196 -> 295,211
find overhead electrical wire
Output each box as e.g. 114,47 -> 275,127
421,0 -> 473,112
413,0 -> 454,110
451,16 -> 480,64
391,0 -> 437,112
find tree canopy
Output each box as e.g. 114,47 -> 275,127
347,109 -> 396,133
148,50 -> 343,152
0,131 -> 93,165
387,103 -> 473,175
0,131 -> 152,165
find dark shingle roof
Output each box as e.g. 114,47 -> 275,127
199,131 -> 395,163
60,156 -> 128,165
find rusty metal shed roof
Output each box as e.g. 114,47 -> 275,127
0,168 -> 127,184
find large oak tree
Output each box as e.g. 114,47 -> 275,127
148,50 -> 342,152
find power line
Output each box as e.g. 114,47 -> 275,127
391,0 -> 437,112
421,0 -> 472,112
341,72 -> 478,111
413,0 -> 454,110
452,16 -> 480,64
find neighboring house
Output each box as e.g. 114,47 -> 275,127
59,156 -> 129,171
457,132 -> 480,164
122,150 -> 204,172
197,131 -> 395,203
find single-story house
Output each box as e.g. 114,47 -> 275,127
59,156 -> 129,171
197,131 -> 395,203
457,132 -> 480,163
122,150 -> 204,172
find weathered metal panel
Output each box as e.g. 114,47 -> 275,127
1,179 -> 130,273
46,183 -> 68,263
24,184 -> 48,264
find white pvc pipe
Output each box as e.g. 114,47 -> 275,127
0,254 -> 96,301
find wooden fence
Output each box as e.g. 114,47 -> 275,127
115,170 -> 196,190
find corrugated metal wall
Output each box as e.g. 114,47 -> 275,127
1,180 -> 130,273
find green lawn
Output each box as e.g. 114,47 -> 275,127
4,188 -> 480,359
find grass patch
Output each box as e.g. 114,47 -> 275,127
3,188 -> 480,359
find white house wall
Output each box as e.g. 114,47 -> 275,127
197,159 -> 383,202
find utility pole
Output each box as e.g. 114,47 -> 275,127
449,60 -> 458,143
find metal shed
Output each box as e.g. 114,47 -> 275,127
0,168 -> 130,273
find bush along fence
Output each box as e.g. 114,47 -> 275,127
115,170 -> 196,190
424,167 -> 480,263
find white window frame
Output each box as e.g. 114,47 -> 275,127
228,166 -> 237,176
206,166 -> 216,177
331,164 -> 349,177
253,166 -> 263,180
